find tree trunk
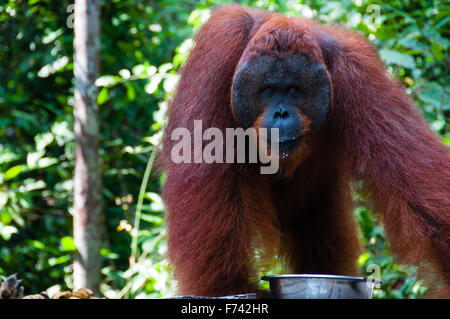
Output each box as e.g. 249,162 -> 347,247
73,0 -> 103,294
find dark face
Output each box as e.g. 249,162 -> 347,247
232,54 -> 331,157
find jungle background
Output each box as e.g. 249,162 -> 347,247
0,0 -> 448,298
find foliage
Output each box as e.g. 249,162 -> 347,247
0,0 -> 448,298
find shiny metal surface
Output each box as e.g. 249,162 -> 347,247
261,274 -> 376,299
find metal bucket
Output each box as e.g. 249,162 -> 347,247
261,274 -> 376,299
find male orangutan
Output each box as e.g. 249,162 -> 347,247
160,4 -> 450,297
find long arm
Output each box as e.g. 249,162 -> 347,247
163,167 -> 278,296
320,26 -> 450,295
160,5 -> 275,296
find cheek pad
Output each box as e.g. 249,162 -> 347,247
306,64 -> 331,130
232,60 -> 265,129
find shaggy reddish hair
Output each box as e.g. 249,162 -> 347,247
160,4 -> 450,297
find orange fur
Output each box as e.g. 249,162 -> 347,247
160,4 -> 450,297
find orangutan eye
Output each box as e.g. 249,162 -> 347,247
262,86 -> 275,95
260,86 -> 277,100
288,86 -> 300,94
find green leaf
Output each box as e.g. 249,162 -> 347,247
0,223 -> 18,241
125,82 -> 136,101
430,120 -> 445,132
95,75 -> 120,88
32,240 -> 46,250
100,248 -> 119,259
60,236 -> 76,251
418,82 -> 448,110
0,150 -> 20,165
4,165 -> 23,181
431,41 -> 443,61
0,193 -> 8,210
358,253 -> 371,266
444,137 -> 450,146
378,48 -> 415,69
145,74 -> 162,94
97,87 -> 109,105
36,157 -> 58,169
435,16 -> 450,30
27,150 -> 45,167
42,28 -> 63,44
22,179 -> 46,191
48,255 -> 71,266
118,69 -> 131,79
35,132 -> 54,151
132,64 -> 146,76
140,212 -> 163,224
